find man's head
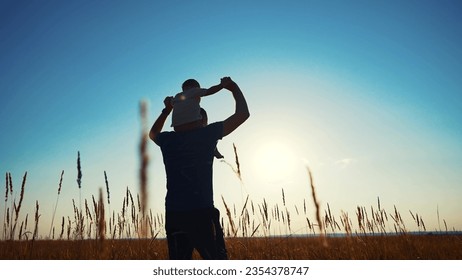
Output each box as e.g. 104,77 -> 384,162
200,108 -> 208,127
182,79 -> 200,91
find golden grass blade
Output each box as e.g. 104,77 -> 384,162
306,166 -> 327,247
49,171 -> 64,238
232,143 -> 242,182
98,188 -> 106,241
77,152 -> 82,189
139,100 -> 149,238
222,195 -> 237,237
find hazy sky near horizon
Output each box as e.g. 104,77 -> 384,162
1,0 -> 461,236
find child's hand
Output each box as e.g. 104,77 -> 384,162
220,77 -> 235,90
164,96 -> 173,110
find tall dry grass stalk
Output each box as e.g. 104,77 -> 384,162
98,188 -> 105,241
391,205 -> 407,234
3,172 -> 9,240
232,143 -> 242,182
77,152 -> 82,191
222,196 -> 237,237
76,151 -> 83,239
219,143 -> 243,182
139,100 -> 149,238
60,216 -> 64,239
306,166 -> 327,247
97,188 -> 108,258
10,172 -> 27,240
49,170 -> 64,238
437,204 -> 441,231
33,200 -> 39,241
282,188 -> 286,207
104,170 -> 111,225
220,143 -> 247,205
409,210 -> 426,232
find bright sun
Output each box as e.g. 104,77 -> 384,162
252,140 -> 298,184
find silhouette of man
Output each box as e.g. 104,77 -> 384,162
149,77 -> 249,259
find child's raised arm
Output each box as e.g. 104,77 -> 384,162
202,77 -> 229,97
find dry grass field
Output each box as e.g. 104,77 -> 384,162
2,168 -> 461,260
1,234 -> 461,260
2,111 -> 461,260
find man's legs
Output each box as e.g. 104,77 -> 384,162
187,209 -> 218,260
166,209 -> 227,260
213,208 -> 228,259
165,212 -> 194,260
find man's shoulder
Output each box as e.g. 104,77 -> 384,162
155,130 -> 174,145
205,122 -> 224,139
207,121 -> 224,128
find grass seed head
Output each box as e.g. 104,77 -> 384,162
77,151 -> 82,189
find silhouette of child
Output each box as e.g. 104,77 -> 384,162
170,78 -> 227,128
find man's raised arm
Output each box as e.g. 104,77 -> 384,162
149,96 -> 173,144
222,78 -> 250,137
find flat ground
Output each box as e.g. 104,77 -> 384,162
1,234 -> 461,260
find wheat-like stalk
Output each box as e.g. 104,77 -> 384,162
8,172 -> 13,197
222,196 -> 237,237
60,216 -> 64,239
232,143 -> 242,182
98,188 -> 106,242
437,204 -> 441,232
306,166 -> 327,246
239,195 -> 249,218
49,170 -> 64,238
16,171 -> 27,216
33,200 -> 39,240
282,188 -> 286,207
139,100 -> 149,238
76,151 -> 83,239
339,211 -> 348,235
104,171 -> 112,236
6,173 -> 13,238
77,152 -> 82,189
66,216 -> 71,240
11,172 -> 27,240
3,173 -> 9,240
4,173 -> 7,203
22,214 -> 28,240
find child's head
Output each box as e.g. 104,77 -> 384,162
182,79 -> 200,91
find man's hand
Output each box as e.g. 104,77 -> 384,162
220,77 -> 235,91
150,96 -> 173,143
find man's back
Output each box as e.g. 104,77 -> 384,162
156,122 -> 224,212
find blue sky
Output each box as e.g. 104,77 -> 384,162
1,0 -> 461,237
